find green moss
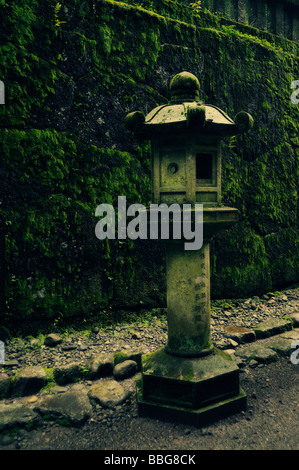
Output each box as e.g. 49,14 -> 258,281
1,0 -> 298,324
114,351 -> 128,365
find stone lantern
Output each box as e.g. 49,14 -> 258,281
125,71 -> 253,425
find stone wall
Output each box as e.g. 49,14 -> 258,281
1,0 -> 298,324
190,0 -> 299,42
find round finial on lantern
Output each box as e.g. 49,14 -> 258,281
169,71 -> 200,103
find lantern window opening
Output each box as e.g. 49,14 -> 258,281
196,152 -> 215,185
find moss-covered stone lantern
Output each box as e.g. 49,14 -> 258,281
125,71 -> 253,426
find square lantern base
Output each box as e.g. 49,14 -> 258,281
136,347 -> 246,426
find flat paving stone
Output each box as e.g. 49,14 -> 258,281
224,325 -> 256,343
254,318 -> 293,339
34,390 -> 92,425
280,329 -> 299,340
263,336 -> 293,356
0,402 -> 40,431
235,344 -> 279,364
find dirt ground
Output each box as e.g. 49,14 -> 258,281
11,357 -> 298,452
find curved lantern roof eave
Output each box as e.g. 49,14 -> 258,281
125,104 -> 253,138
143,102 -> 242,137
124,71 -> 254,137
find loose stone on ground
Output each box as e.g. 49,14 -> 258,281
34,390 -> 92,426
88,380 -> 130,409
12,366 -> 47,398
113,360 -> 138,380
0,402 -> 40,431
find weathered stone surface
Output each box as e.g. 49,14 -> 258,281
224,325 -> 256,344
264,337 -> 293,357
84,353 -> 114,379
235,344 -> 279,364
254,319 -> 293,339
44,334 -> 62,347
53,362 -> 82,385
12,366 -> 46,397
0,373 -> 10,398
280,329 -> 299,340
34,390 -> 92,425
0,402 -> 40,431
113,360 -> 138,380
88,380 -> 130,408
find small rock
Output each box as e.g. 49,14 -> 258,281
113,360 -> 137,380
88,380 -> 130,409
223,349 -> 236,357
113,348 -> 145,371
53,362 -> 82,385
228,338 -> 239,348
132,332 -> 142,340
12,366 -> 47,397
26,395 -> 38,403
214,339 -> 231,350
61,344 -> 77,351
84,353 -> 114,380
44,334 -> 62,347
51,386 -> 68,394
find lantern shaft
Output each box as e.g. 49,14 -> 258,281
165,240 -> 213,356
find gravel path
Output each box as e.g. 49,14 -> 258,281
16,357 -> 299,451
4,285 -> 299,374
0,284 -> 298,451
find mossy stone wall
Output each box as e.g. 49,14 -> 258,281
1,0 -> 298,324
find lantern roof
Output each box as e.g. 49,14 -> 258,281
125,71 -> 253,137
